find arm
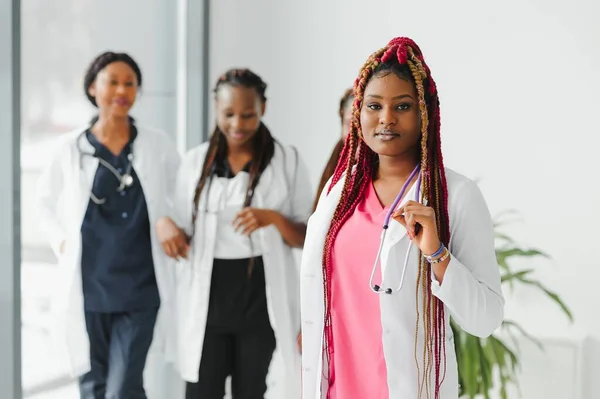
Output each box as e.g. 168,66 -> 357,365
271,211 -> 307,248
35,141 -> 68,257
281,147 -> 313,247
156,146 -> 205,258
233,146 -> 314,249
394,179 -> 504,338
431,180 -> 504,338
162,133 -> 182,220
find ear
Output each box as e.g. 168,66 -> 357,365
88,82 -> 96,98
260,100 -> 266,117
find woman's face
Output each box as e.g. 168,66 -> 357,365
215,84 -> 265,150
359,71 -> 421,158
88,61 -> 138,119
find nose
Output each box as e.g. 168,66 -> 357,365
230,116 -> 241,129
116,84 -> 127,95
379,107 -> 397,126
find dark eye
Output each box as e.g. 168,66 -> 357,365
125,81 -> 135,87
397,103 -> 412,111
110,80 -> 119,85
225,112 -> 234,118
367,103 -> 381,110
241,113 -> 256,119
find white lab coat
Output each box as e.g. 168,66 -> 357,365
300,168 -> 505,398
35,126 -> 181,377
170,141 -> 313,398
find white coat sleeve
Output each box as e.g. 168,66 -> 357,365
35,141 -> 68,258
161,133 -> 181,218
172,147 -> 205,236
287,148 -> 314,224
430,179 -> 505,338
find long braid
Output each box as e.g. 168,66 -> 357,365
322,38 -> 450,398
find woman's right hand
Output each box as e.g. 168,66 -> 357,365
156,216 -> 189,259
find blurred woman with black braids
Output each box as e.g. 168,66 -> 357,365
157,68 -> 312,399
313,88 -> 354,212
35,51 -> 184,398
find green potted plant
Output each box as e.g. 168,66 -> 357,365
453,210 -> 573,398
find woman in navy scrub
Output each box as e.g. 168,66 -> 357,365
35,52 -> 184,399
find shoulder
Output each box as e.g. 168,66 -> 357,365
50,127 -> 88,156
444,168 -> 475,193
273,140 -> 299,162
444,168 -> 482,196
443,167 -> 490,218
180,142 -> 210,169
268,140 -> 303,177
136,125 -> 175,146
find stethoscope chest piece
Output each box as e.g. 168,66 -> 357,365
77,130 -> 136,204
121,174 -> 134,187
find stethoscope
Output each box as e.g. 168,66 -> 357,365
76,130 -> 135,205
369,163 -> 425,295
192,140 -> 299,259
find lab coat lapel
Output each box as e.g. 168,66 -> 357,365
131,129 -> 149,188
77,134 -> 99,203
256,161 -> 274,197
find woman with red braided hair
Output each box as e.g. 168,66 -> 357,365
300,37 -> 504,398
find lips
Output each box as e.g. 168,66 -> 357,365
230,131 -> 248,140
114,98 -> 129,107
375,129 -> 400,137
375,129 -> 400,141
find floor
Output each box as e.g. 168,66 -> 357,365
22,261 -> 79,398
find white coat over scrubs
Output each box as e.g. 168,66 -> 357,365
35,126 -> 181,377
170,141 -> 313,398
300,168 -> 505,398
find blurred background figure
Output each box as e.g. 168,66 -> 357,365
158,68 -> 311,399
34,51 -> 181,399
312,88 -> 354,211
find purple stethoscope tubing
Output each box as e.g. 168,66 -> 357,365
369,164 -> 425,295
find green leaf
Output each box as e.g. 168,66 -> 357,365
501,269 -> 534,283
454,209 -> 573,398
502,320 -> 544,350
495,232 -> 516,244
496,248 -> 550,262
519,278 -> 574,322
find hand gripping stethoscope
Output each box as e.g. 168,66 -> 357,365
76,131 -> 135,205
369,163 -> 425,295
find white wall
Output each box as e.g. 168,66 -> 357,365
210,0 -> 600,397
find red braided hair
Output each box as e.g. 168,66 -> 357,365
322,37 -> 450,399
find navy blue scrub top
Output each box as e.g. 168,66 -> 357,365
80,125 -> 160,312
